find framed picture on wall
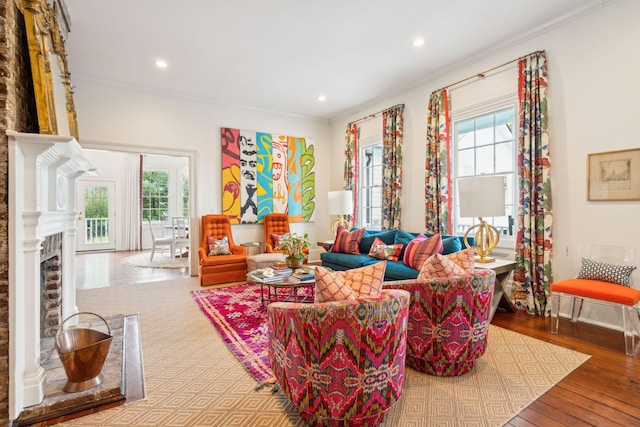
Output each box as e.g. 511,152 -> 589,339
588,148 -> 640,201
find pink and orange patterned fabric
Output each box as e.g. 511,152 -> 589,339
330,225 -> 365,254
268,289 -> 410,426
418,253 -> 468,279
418,247 -> 475,280
384,269 -> 495,376
402,233 -> 443,270
314,262 -> 386,303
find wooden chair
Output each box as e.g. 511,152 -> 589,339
197,214 -> 247,286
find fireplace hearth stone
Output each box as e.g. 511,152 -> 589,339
14,314 -> 144,426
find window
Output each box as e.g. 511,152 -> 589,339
453,106 -> 516,238
182,180 -> 190,217
142,171 -> 170,221
358,143 -> 383,229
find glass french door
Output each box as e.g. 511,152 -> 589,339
76,180 -> 116,251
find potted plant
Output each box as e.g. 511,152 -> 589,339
276,232 -> 311,269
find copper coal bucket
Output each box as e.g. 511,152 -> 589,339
55,312 -> 113,393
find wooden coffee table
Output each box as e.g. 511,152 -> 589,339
247,275 -> 314,306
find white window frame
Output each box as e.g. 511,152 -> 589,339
451,96 -> 518,248
358,137 -> 383,229
142,169 -> 170,222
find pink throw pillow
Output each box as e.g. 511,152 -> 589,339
418,253 -> 469,279
346,261 -> 386,299
446,248 -> 475,273
330,225 -> 365,254
270,233 -> 282,247
314,266 -> 357,303
403,233 -> 443,270
314,262 -> 386,303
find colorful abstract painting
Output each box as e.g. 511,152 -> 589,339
221,127 -> 315,224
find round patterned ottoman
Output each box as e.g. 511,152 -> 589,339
247,253 -> 287,272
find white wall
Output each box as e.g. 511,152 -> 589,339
72,82 -> 332,261
328,0 -> 640,329
72,0 -> 640,329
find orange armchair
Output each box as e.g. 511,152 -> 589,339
263,213 -> 291,253
198,214 -> 247,286
262,213 -> 309,259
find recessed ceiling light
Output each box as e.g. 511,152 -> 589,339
318,95 -> 326,102
155,59 -> 168,69
413,38 -> 425,47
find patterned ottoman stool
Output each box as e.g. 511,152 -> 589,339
247,253 -> 287,271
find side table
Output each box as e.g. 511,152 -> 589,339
241,242 -> 265,256
476,259 -> 517,320
317,240 -> 334,251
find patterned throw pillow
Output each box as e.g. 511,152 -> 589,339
330,225 -> 365,254
314,262 -> 386,303
270,233 -> 282,248
446,247 -> 475,273
577,258 -> 637,287
346,261 -> 386,299
418,253 -> 469,279
207,235 -> 232,256
403,233 -> 444,270
367,237 -> 403,261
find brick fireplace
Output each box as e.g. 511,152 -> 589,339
40,233 -> 64,338
8,130 -> 96,420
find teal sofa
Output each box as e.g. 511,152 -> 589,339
319,229 -> 472,281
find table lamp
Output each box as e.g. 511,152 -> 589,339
458,176 -> 505,263
328,190 -> 353,235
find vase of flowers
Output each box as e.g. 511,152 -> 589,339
276,232 -> 311,269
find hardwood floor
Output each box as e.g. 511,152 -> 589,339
75,250 -> 189,290
75,252 -> 640,425
492,310 -> 640,426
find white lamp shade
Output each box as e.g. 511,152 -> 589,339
458,176 -> 506,218
328,190 -> 353,215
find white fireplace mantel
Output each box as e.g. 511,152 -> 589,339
7,130 -> 97,420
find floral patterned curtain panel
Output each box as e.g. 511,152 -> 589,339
382,105 -> 404,230
512,51 -> 553,316
425,89 -> 452,234
343,123 -> 359,224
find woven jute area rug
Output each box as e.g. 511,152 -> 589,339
61,278 -> 590,426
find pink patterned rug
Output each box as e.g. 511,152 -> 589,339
191,283 -> 311,384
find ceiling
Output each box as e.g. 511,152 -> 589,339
64,0 -> 606,120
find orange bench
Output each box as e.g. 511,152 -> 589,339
550,254 -> 640,356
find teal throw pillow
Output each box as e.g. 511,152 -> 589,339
442,236 -> 463,255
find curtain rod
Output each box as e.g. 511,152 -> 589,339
434,50 -> 545,93
348,103 -> 404,126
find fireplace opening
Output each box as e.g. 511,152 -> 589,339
40,233 -> 63,339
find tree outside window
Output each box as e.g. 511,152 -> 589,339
143,171 -> 169,221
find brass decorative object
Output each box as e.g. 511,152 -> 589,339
458,176 -> 506,263
464,220 -> 500,263
22,0 -> 79,139
56,312 -> 112,393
